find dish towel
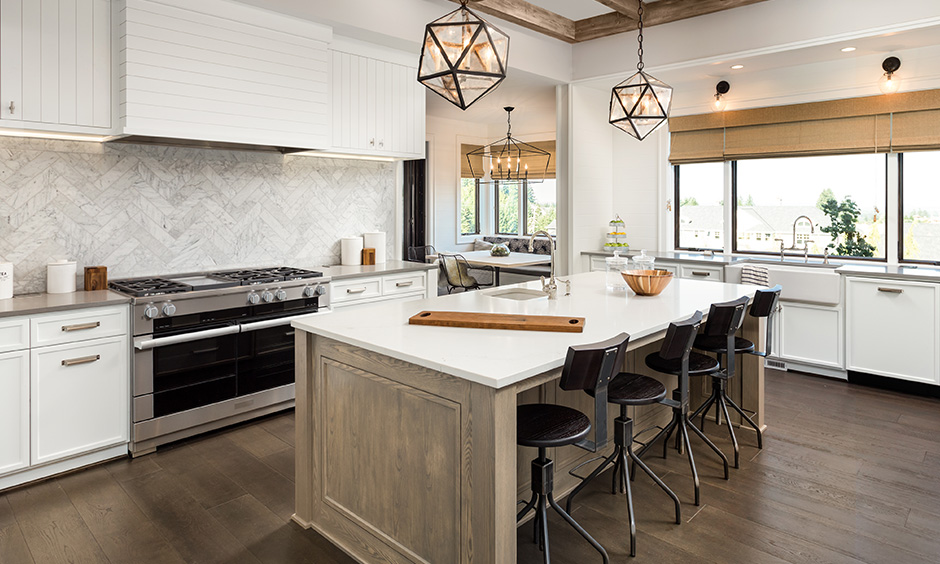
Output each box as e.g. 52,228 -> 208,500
740,264 -> 770,286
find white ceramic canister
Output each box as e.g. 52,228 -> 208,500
0,262 -> 12,300
341,237 -> 364,266
363,232 -> 386,264
47,260 -> 78,294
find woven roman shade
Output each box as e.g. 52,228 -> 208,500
460,144 -> 484,178
669,89 -> 940,163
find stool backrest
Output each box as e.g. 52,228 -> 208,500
749,284 -> 782,357
560,333 -> 630,453
659,311 -> 704,361
703,295 -> 751,338
438,253 -> 475,288
560,333 -> 629,393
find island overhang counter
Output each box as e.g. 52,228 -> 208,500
292,272 -> 765,564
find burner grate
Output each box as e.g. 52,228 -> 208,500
109,278 -> 192,297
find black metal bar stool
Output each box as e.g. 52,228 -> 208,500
691,286 -> 781,467
635,311 -> 730,506
517,334 -> 631,564
563,335 -> 681,557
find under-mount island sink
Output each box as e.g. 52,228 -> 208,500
484,288 -> 548,301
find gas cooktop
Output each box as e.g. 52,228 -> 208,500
110,267 -> 325,297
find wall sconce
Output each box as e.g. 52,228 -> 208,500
713,81 -> 730,112
879,57 -> 901,94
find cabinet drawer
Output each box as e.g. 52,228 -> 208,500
31,335 -> 129,465
332,277 -> 382,304
679,265 -> 723,282
0,317 -> 29,353
31,305 -> 128,348
383,273 -> 426,296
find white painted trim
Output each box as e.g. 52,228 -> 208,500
0,444 -> 126,491
425,137 -> 436,250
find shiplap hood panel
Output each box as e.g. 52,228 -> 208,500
115,0 -> 332,150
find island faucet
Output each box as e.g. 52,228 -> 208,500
528,230 -> 569,299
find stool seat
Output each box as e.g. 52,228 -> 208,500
517,404 -> 591,448
589,373 -> 666,405
645,351 -> 719,376
694,334 -> 755,354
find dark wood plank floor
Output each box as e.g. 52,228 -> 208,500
3,369 -> 940,563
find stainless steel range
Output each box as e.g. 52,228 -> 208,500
109,266 -> 331,456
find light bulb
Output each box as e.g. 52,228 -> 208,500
879,72 -> 900,94
712,95 -> 727,112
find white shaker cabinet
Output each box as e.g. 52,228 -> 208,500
846,277 -> 940,384
31,334 -> 128,465
0,350 -> 29,476
330,39 -> 425,159
776,301 -> 843,369
0,0 -> 112,133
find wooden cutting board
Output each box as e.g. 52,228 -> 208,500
408,311 -> 585,333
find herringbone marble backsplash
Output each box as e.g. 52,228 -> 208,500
0,137 -> 396,294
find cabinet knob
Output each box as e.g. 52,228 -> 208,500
8,101 -> 14,114
370,138 -> 375,146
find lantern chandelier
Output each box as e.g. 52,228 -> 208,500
466,107 -> 550,184
417,0 -> 510,111
609,0 -> 673,140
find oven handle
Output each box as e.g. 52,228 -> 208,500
239,311 -> 330,333
134,325 -> 240,351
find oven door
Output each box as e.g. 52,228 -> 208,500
135,324 -> 240,417
237,312 -> 325,396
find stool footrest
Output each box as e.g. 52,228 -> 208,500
568,455 -> 607,482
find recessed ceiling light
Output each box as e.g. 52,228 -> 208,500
841,47 -> 856,52
730,64 -> 744,70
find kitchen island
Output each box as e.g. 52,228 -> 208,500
292,272 -> 765,564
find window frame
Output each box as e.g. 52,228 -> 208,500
494,180 -> 522,236
459,178 -> 481,237
898,152 -> 940,266
673,163 -> 725,252
728,154 -> 889,262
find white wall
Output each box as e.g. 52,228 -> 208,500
612,128 -> 666,254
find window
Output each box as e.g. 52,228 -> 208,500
459,178 -> 480,236
495,181 -> 520,235
675,162 -> 724,250
734,154 -> 886,259
525,179 -> 557,235
901,151 -> 940,262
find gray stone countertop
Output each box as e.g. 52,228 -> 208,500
837,264 -> 940,282
0,290 -> 132,319
319,260 -> 436,281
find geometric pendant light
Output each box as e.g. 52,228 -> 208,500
418,0 -> 510,111
466,106 -> 551,184
609,0 -> 673,140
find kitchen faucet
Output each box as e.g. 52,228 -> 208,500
779,216 -> 815,262
528,230 -> 569,299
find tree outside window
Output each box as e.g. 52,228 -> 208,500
460,178 -> 480,236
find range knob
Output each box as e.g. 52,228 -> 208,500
261,290 -> 275,303
143,304 -> 159,319
162,302 -> 177,316
315,285 -> 326,296
274,289 -> 287,301
247,291 -> 261,305
303,286 -> 316,298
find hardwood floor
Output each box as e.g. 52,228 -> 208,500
3,369 -> 940,563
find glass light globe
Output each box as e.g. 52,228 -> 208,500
879,72 -> 900,94
712,95 -> 727,112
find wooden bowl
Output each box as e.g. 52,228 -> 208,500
620,269 -> 673,296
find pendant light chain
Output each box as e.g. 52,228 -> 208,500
636,0 -> 644,71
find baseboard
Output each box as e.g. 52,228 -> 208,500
0,444 -> 127,492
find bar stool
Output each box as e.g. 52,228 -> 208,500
563,335 -> 681,557
691,286 -> 781,467
636,311 -> 730,506
517,334 -> 631,564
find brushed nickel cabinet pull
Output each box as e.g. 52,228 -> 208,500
347,288 -> 367,294
877,287 -> 903,294
395,281 -> 414,287
62,321 -> 101,332
691,271 -> 711,277
61,354 -> 100,367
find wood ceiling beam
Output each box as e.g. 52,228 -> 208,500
591,0 -> 639,20
450,0 -> 577,43
575,0 -> 770,43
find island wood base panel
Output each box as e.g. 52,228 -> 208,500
294,317 -> 764,564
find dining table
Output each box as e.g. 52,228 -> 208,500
440,250 -> 551,285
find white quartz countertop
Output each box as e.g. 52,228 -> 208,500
294,271 -> 758,389
0,290 -> 131,319
318,260 -> 436,280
